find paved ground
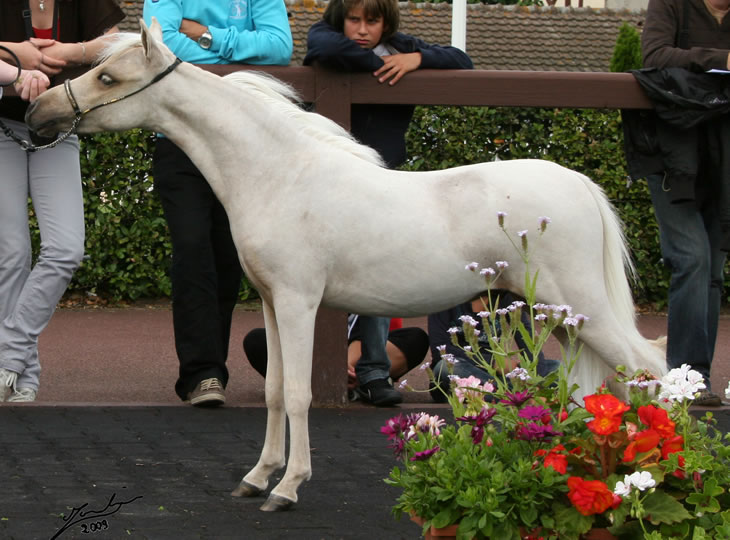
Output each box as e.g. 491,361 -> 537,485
31,304 -> 730,405
1,304 -> 728,539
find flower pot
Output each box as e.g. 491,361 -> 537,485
581,529 -> 618,540
409,514 -> 459,539
410,514 -> 617,540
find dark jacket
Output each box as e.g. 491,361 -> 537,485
303,21 -> 473,168
622,68 -> 730,204
0,0 -> 125,122
623,0 -> 730,208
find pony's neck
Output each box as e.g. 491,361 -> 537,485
152,64 -> 280,208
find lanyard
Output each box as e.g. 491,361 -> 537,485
22,0 -> 59,41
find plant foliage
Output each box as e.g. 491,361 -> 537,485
610,22 -> 642,73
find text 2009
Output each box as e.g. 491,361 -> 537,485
80,519 -> 109,534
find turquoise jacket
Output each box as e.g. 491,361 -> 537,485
143,0 -> 292,65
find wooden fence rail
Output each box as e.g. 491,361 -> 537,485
8,66 -> 654,405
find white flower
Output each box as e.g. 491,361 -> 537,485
506,367 -> 530,381
412,413 -> 446,437
613,480 -> 631,497
495,260 -> 509,270
725,381 -> 730,401
615,471 -> 656,496
465,262 -> 479,272
658,364 -> 706,402
459,315 -> 479,327
627,471 -> 656,491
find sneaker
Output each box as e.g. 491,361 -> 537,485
187,377 -> 226,407
0,368 -> 18,402
693,390 -> 722,407
355,378 -> 403,407
7,388 -> 37,403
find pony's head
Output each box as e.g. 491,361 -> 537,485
26,18 -> 177,136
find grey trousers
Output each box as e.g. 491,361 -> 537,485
0,118 -> 84,391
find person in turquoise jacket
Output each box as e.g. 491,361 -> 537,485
142,0 -> 292,408
143,0 -> 292,65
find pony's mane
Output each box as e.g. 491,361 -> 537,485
97,32 -> 142,64
98,33 -> 385,167
222,71 -> 384,166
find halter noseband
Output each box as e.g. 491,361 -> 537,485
64,57 -> 182,117
2,56 -> 182,153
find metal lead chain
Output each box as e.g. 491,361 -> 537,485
0,115 -> 81,153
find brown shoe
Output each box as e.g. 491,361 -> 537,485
187,378 -> 226,407
693,390 -> 722,407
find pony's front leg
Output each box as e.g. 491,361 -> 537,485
260,303 -> 318,512
231,300 -> 286,498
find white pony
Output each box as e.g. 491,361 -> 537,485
26,20 -> 666,511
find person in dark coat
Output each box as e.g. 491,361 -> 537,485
626,0 -> 730,405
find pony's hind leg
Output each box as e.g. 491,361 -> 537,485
232,300 -> 286,498
260,300 -> 319,511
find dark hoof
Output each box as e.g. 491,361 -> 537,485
260,494 -> 295,512
231,480 -> 264,498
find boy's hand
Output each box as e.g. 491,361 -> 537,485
373,52 -> 422,85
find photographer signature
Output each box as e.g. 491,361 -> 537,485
51,492 -> 143,539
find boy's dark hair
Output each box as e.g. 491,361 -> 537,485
322,0 -> 400,43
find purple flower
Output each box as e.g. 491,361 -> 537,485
500,390 -> 532,407
538,216 -> 551,232
456,406 -> 497,444
515,422 -> 563,441
381,413 -> 421,458
410,446 -> 440,461
518,405 -> 551,421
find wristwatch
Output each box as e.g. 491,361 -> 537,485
198,30 -> 212,50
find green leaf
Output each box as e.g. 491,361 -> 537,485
641,491 -> 694,525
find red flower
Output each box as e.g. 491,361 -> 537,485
638,405 -> 676,439
584,394 -> 630,435
584,393 -> 631,418
587,415 -> 623,436
662,435 -> 686,478
661,435 -> 684,459
535,444 -> 567,474
623,429 -> 661,462
567,477 -> 616,516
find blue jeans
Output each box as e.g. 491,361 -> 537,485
354,316 -> 391,385
647,174 -> 725,389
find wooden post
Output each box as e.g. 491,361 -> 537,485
307,66 -> 352,406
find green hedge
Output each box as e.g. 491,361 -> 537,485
47,108 -> 675,306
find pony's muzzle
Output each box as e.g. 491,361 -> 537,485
25,99 -> 60,137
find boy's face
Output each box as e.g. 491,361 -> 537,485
344,6 -> 385,50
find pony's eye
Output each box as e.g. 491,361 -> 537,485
98,73 -> 114,86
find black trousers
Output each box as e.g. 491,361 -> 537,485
153,138 -> 243,400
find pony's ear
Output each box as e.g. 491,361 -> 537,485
139,17 -> 164,59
